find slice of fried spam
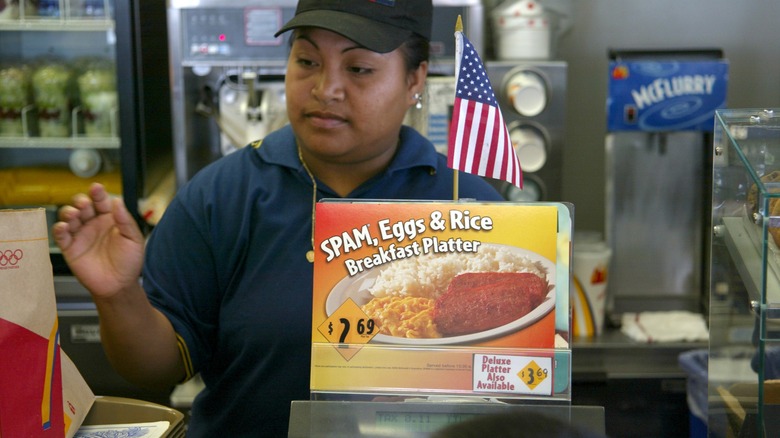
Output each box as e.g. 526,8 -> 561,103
432,272 -> 548,337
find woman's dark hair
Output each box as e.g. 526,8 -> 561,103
399,33 -> 430,72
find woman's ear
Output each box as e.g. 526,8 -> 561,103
408,60 -> 429,105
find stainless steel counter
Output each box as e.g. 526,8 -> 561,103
572,327 -> 707,380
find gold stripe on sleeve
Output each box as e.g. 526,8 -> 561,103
176,333 -> 195,381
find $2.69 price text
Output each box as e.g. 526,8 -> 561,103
327,317 -> 377,343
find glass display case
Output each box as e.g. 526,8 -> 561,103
0,3 -> 122,257
0,0 -> 172,262
710,108 -> 780,437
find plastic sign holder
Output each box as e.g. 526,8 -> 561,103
309,201 -> 573,402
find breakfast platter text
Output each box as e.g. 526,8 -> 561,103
320,209 -> 493,276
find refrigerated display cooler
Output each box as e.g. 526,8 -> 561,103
0,0 -> 174,405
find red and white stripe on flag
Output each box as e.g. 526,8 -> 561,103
447,32 -> 523,189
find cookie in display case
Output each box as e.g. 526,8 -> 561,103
710,108 -> 780,437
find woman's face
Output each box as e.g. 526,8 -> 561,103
285,28 -> 424,166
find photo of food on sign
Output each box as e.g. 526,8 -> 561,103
324,243 -> 556,345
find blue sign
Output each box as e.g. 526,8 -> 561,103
607,60 -> 729,132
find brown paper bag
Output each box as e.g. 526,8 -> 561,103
61,350 -> 96,436
0,208 -> 94,437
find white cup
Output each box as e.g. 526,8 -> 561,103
571,236 -> 611,337
506,71 -> 548,117
509,125 -> 547,172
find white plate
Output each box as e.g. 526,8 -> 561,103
324,243 -> 556,345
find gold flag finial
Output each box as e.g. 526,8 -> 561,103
455,15 -> 463,33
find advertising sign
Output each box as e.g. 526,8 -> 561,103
310,201 -> 572,400
607,58 -> 728,132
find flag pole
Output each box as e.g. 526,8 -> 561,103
452,15 -> 463,201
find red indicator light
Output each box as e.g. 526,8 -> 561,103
218,34 -> 226,42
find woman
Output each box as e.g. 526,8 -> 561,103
53,1 -> 503,436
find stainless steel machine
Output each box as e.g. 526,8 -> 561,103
604,49 -> 728,316
166,0 -> 295,185
166,0 -> 486,187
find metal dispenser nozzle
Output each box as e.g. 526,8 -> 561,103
242,71 -> 263,122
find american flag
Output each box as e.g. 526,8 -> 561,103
447,32 -> 523,189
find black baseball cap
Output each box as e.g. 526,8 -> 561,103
274,0 -> 433,53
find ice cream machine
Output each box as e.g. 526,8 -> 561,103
166,0 -> 294,185
604,49 -> 728,315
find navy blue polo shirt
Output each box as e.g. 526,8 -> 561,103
143,125 -> 503,437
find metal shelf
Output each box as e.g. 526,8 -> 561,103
0,136 -> 120,149
0,19 -> 114,32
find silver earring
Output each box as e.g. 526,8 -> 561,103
414,92 -> 423,110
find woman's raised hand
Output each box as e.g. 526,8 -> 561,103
52,183 -> 145,298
